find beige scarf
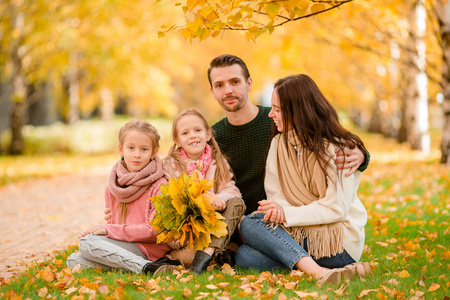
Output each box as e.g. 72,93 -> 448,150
276,131 -> 344,259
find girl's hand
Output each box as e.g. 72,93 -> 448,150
212,197 -> 226,212
258,200 -> 286,224
335,147 -> 364,176
78,224 -> 108,238
104,207 -> 112,223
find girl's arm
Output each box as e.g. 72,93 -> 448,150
209,158 -> 242,203
265,141 -> 360,227
106,223 -> 159,243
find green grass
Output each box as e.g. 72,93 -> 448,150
0,124 -> 449,299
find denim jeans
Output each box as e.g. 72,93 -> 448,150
235,213 -> 355,271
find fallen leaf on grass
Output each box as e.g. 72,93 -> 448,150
413,290 -> 425,297
71,264 -> 81,274
294,290 -> 319,298
78,286 -> 91,294
403,240 -> 420,250
381,285 -> 400,298
289,270 -> 304,280
334,282 -> 348,296
283,282 -> 297,289
65,287 -> 78,295
221,264 -> 236,276
38,287 -> 48,297
277,292 -> 288,300
217,282 -> 230,289
98,285 -> 110,295
385,253 -> 397,261
179,276 -> 192,283
183,286 -> 193,297
39,269 -> 56,282
357,288 -> 379,298
376,242 -> 388,247
54,275 -> 74,290
428,283 -> 440,292
206,284 -> 218,289
394,270 -> 410,278
387,279 -> 399,286
114,286 -> 126,299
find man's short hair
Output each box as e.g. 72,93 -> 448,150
207,54 -> 251,87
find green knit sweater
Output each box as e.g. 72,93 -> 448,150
212,106 -> 274,214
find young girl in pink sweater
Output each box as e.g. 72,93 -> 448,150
67,120 -> 181,274
163,109 -> 245,274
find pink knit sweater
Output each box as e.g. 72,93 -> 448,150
104,177 -> 170,261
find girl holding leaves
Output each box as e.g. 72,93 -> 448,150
67,120 -> 182,274
163,109 -> 245,274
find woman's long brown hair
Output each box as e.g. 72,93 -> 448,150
274,74 -> 366,187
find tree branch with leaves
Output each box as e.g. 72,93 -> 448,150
158,0 -> 353,41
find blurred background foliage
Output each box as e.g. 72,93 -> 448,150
0,0 -> 449,162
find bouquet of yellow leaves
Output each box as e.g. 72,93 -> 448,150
149,172 -> 228,250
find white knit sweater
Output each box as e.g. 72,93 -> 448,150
264,137 -> 367,261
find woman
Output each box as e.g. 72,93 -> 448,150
235,74 -> 370,286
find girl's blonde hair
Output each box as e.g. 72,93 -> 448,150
118,120 -> 160,223
164,109 -> 231,193
118,120 -> 160,150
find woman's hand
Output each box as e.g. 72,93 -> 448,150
258,200 -> 286,224
212,197 -> 226,212
104,207 -> 112,223
79,224 -> 108,238
335,147 -> 364,176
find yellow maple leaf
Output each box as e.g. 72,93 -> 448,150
191,195 -> 208,215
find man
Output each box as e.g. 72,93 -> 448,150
208,54 -> 369,214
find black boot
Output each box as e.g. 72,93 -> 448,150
189,250 -> 212,274
217,249 -> 235,267
142,259 -> 180,275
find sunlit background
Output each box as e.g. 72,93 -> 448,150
0,0 -> 445,157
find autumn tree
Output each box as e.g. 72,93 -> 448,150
437,0 -> 450,163
0,0 -> 56,154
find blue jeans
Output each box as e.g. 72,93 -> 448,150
235,213 -> 355,271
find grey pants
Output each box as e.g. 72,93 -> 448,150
66,234 -> 150,273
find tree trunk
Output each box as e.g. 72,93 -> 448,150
437,0 -> 450,164
401,0 -> 430,154
100,87 -> 114,121
68,54 -> 80,124
9,11 -> 27,155
27,82 -> 56,126
0,78 -> 11,135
